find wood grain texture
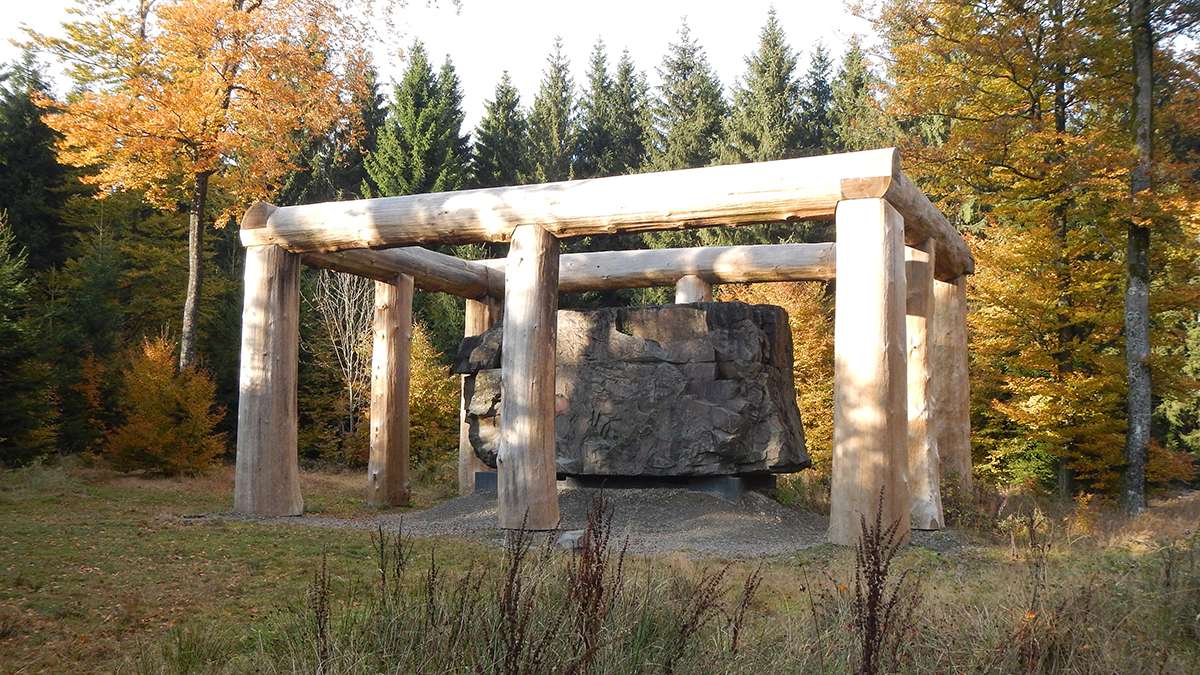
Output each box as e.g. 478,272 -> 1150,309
367,274 -> 414,507
303,247 -> 503,299
459,297 -> 501,495
234,245 -> 303,516
932,275 -> 973,492
906,240 -> 943,530
674,275 -> 713,303
883,171 -> 975,280
497,225 -> 560,530
829,199 -> 911,546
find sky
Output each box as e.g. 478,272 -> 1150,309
1,0 -> 875,131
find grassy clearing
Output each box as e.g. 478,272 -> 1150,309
1,463 -> 1198,674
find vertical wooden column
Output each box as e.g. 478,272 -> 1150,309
498,224 -> 560,530
459,296 -> 502,495
932,275 -> 973,491
675,274 -> 714,303
906,240 -> 943,530
367,274 -> 414,507
830,198 -> 910,546
235,244 -> 303,515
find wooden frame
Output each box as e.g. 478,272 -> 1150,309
234,148 -> 973,541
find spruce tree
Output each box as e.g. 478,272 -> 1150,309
278,65 -> 386,205
721,8 -> 803,164
608,51 -> 652,176
0,217 -> 51,465
575,40 -> 615,180
471,72 -> 529,188
648,21 -> 728,172
831,40 -> 895,151
0,54 -> 76,270
800,43 -> 836,154
363,41 -> 469,197
527,38 -> 577,183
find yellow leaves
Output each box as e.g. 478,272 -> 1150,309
30,0 -> 378,216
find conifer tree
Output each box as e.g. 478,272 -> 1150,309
279,65 -> 386,205
527,38 -> 577,183
0,54 -> 75,271
721,8 -> 803,164
830,40 -> 895,152
648,21 -> 728,171
0,216 -> 51,466
471,72 -> 529,188
800,43 -> 836,154
607,50 -> 651,176
364,42 -> 469,197
575,40 -> 615,179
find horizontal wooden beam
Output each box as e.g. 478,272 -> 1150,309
478,241 -> 836,293
244,148 -> 972,281
303,247 -> 503,299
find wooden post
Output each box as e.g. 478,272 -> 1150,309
675,274 -> 714,303
459,296 -> 501,495
367,274 -> 414,507
830,198 -> 910,546
234,245 -> 303,515
932,275 -> 973,492
906,240 -> 943,530
498,224 -> 560,530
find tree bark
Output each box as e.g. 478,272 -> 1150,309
1123,0 -> 1153,515
180,171 -> 209,370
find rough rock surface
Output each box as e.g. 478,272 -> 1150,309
453,302 -> 809,477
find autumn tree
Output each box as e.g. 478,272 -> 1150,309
28,0 -> 380,369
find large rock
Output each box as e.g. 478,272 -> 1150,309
453,302 -> 809,477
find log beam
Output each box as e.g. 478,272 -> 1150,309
367,274 -> 414,507
240,149 -> 972,280
906,240 -> 943,530
304,247 -> 503,299
459,296 -> 501,495
498,224 -> 560,530
829,199 -> 910,546
234,245 -> 303,515
675,275 -> 713,303
932,275 -> 973,492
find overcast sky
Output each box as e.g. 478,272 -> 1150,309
2,0 -> 875,132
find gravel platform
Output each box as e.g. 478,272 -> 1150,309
289,486 -> 832,558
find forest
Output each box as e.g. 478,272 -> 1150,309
1,0 -> 1198,506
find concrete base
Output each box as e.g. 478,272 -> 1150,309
473,470 -> 498,492
553,474 -> 777,504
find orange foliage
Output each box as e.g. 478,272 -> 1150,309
28,0 -> 385,217
720,282 -> 834,475
104,335 -> 225,475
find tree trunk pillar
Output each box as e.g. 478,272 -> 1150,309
367,273 -> 414,507
830,198 -> 910,545
906,239 -> 942,530
459,296 -> 502,495
675,274 -> 714,303
932,275 -> 973,493
234,244 -> 303,516
498,224 -> 560,530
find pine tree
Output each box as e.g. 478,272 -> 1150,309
830,40 -> 895,152
471,72 -> 529,188
0,54 -> 76,270
720,8 -> 803,164
527,38 -> 577,183
607,50 -> 651,176
648,21 -> 728,171
278,65 -> 386,205
575,40 -> 615,179
799,43 -> 836,154
364,42 -> 469,197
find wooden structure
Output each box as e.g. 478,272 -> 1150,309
234,148 -> 973,544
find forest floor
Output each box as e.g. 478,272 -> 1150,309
1,461 -> 1198,674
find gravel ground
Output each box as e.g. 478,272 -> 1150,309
281,486 -> 833,557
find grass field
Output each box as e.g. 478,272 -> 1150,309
1,461 -> 1198,674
